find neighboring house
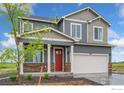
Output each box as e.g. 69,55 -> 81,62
18,7 -> 113,84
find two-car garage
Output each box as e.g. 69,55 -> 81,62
72,53 -> 109,74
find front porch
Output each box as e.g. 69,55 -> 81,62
18,27 -> 76,75
20,44 -> 74,74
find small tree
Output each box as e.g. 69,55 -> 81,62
0,4 -> 47,84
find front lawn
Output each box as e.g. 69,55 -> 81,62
0,63 -> 17,75
112,63 -> 124,71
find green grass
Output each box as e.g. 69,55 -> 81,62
112,63 -> 124,71
0,63 -> 17,74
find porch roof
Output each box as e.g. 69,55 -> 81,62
17,27 -> 78,45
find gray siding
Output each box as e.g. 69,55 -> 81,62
66,9 -> 98,21
57,21 -> 63,32
74,44 -> 111,54
74,44 -> 111,63
88,19 -> 108,44
64,20 -> 87,43
21,19 -> 58,33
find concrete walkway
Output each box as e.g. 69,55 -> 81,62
0,77 -> 9,80
109,74 -> 124,85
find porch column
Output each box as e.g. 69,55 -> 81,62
19,42 -> 24,75
70,45 -> 74,73
47,44 -> 51,73
20,63 -> 23,75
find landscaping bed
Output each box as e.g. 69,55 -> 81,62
0,76 -> 99,85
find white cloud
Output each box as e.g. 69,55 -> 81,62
108,29 -> 119,39
77,3 -> 83,7
108,29 -> 124,48
0,33 -> 16,48
112,49 -> 124,62
116,4 -> 124,17
109,38 -> 124,47
27,4 -> 37,15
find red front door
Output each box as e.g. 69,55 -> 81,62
55,49 -> 63,71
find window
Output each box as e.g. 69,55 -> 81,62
93,26 -> 103,41
23,21 -> 33,32
70,23 -> 82,39
25,52 -> 44,63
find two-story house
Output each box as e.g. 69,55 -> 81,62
17,7 -> 112,84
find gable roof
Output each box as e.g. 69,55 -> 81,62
61,7 -> 111,26
88,17 -> 111,26
18,27 -> 78,42
18,7 -> 111,26
62,7 -> 99,18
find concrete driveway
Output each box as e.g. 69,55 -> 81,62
109,74 -> 124,85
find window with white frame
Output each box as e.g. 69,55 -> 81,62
70,23 -> 82,39
93,26 -> 103,41
23,21 -> 33,32
25,52 -> 44,63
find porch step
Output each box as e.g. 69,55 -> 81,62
24,72 -> 73,77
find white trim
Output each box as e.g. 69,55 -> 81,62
22,21 -> 33,32
74,42 -> 114,47
20,62 -> 23,75
62,7 -> 111,26
18,16 -> 56,24
70,45 -> 74,73
93,26 -> 103,41
73,53 -> 90,55
87,23 -> 88,42
19,27 -> 78,42
47,44 -> 51,73
53,47 -> 64,72
23,72 -> 72,76
62,7 -> 100,18
70,23 -> 82,39
65,47 -> 68,63
65,18 -> 87,23
42,51 -> 44,63
63,19 -> 65,33
42,38 -> 73,42
88,17 -> 111,26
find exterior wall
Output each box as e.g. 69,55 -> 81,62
23,63 -> 71,73
64,20 -> 87,43
66,9 -> 98,21
88,19 -> 108,44
74,44 -> 111,54
20,19 -> 58,33
23,63 -> 47,72
57,21 -> 63,32
74,44 -> 112,73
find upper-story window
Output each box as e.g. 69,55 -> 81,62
23,21 -> 33,32
93,26 -> 103,41
70,23 -> 82,39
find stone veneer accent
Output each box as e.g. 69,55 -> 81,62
23,63 -> 71,72
23,63 -> 47,72
108,63 -> 112,74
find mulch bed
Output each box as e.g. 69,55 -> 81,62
0,76 -> 100,85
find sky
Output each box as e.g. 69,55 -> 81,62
0,3 -> 124,62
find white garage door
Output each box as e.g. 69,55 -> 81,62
73,53 -> 108,74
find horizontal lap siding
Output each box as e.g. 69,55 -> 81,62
74,45 -> 111,54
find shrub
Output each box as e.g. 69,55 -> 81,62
9,76 -> 17,81
44,73 -> 49,80
24,75 -> 32,80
